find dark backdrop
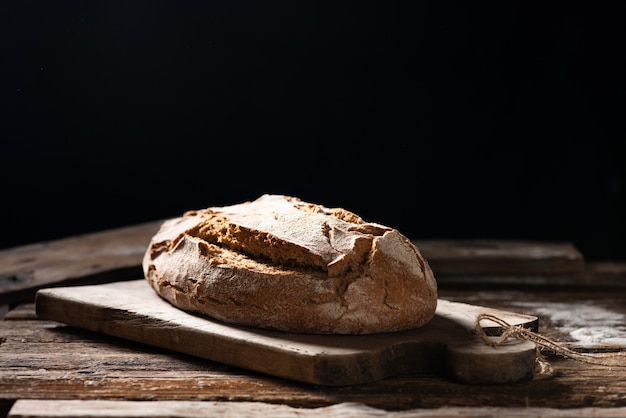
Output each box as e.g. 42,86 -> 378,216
2,2 -> 624,261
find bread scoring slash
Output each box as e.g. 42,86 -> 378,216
142,194 -> 438,334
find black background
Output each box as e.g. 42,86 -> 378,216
1,2 -> 624,261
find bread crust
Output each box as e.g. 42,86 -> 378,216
142,194 -> 438,334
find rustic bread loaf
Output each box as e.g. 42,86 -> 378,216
142,194 -> 438,334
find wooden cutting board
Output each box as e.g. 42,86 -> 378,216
35,280 -> 538,386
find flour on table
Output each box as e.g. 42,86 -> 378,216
512,301 -> 626,347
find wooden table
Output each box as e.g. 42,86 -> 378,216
1,222 -> 626,417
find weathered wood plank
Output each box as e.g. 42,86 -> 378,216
414,239 -> 585,276
8,400 -> 626,418
1,327 -> 625,410
2,303 -> 36,320
436,261 -> 626,288
0,221 -> 162,305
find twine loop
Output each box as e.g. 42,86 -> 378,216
475,313 -> 626,376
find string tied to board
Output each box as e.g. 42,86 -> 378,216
475,313 -> 626,379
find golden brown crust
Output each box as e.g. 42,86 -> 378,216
142,194 -> 438,334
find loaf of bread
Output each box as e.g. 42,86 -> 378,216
142,194 -> 438,334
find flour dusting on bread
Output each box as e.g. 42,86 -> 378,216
143,194 -> 438,334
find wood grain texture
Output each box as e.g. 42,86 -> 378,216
1,303 -> 36,320
0,220 -> 163,305
2,288 -> 626,414
435,261 -> 626,288
33,280 -> 538,386
1,223 -> 625,417
8,400 -> 626,418
414,239 -> 585,276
